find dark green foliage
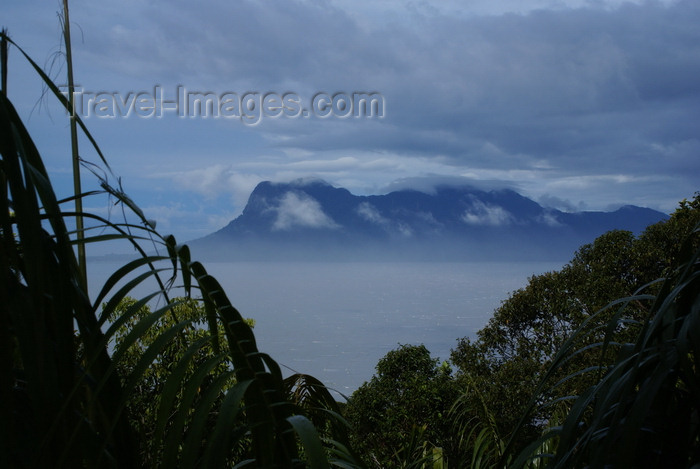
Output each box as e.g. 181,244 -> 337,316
450,200 -> 700,453
345,344 -> 459,467
4,17 -> 700,467
284,373 -> 366,467
636,194 -> 700,277
343,198 -> 700,467
0,30 -> 356,468
106,297 -> 256,465
1,38 -> 139,467
507,221 -> 700,468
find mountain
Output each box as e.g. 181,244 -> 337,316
190,178 -> 668,261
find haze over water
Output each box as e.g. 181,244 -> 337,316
89,259 -> 565,396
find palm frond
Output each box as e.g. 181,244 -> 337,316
1,28 -> 353,468
507,224 -> 700,468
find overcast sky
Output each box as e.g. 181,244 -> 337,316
5,0 -> 699,242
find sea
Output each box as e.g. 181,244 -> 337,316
88,260 -> 565,398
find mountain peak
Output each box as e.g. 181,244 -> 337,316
194,178 -> 668,261
288,177 -> 333,188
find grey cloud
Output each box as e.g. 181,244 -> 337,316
23,0 -> 697,221
202,0 -> 698,189
382,175 -> 519,194
538,194 -> 586,212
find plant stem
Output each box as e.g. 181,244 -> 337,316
62,0 -> 87,290
1,29 -> 7,95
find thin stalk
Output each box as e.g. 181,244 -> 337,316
1,29 -> 7,95
62,0 -> 87,290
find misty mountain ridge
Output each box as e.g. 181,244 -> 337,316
191,178 -> 668,261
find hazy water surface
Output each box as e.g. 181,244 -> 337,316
90,260 -> 564,396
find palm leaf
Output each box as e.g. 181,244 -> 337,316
507,224 -> 700,468
1,28 -> 355,468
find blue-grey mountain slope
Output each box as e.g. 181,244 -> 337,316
191,178 -> 667,261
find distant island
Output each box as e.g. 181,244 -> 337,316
190,178 -> 667,261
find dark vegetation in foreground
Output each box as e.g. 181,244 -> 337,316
3,28 -> 700,468
345,194 -> 700,467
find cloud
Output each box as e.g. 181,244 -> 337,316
396,223 -> 414,237
383,175 -> 519,195
356,202 -> 389,226
272,191 -> 339,230
6,0 -> 698,243
355,202 -> 417,237
462,200 -> 513,226
159,164 -> 263,212
537,211 -> 563,227
538,194 -> 586,212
